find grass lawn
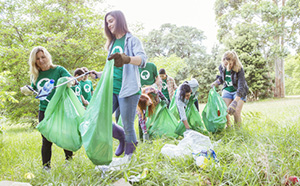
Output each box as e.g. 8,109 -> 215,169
0,97 -> 299,185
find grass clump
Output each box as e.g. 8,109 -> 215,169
0,98 -> 299,185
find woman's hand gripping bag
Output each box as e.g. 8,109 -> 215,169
36,77 -> 85,152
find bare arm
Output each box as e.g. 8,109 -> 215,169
183,120 -> 190,129
155,76 -> 162,90
129,56 -> 142,66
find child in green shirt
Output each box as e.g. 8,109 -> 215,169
71,68 -> 88,106
81,67 -> 94,103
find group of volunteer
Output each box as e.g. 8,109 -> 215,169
20,10 -> 248,170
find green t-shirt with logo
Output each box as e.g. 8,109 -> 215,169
31,66 -> 71,111
80,80 -> 94,102
71,84 -> 83,104
111,35 -> 125,94
139,62 -> 158,86
224,69 -> 236,92
110,35 -> 141,95
161,78 -> 170,100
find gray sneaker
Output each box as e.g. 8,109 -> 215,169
43,165 -> 51,173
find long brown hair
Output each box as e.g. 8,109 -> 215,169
104,10 -> 130,50
137,94 -> 155,119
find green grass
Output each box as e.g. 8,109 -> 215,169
1,97 -> 300,185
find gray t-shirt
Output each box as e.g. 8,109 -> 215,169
175,78 -> 199,121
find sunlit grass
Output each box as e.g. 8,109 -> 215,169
0,97 -> 300,185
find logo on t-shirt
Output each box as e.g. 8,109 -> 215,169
84,84 -> 91,93
225,74 -> 233,86
141,70 -> 150,80
37,78 -> 51,91
162,82 -> 167,90
111,46 -> 123,54
75,86 -> 81,96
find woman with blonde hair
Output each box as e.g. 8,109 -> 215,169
212,50 -> 249,127
21,46 -> 73,171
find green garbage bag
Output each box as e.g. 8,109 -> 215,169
79,60 -> 114,165
36,77 -> 85,152
146,101 -> 178,138
169,89 -> 180,121
174,96 -> 208,136
117,115 -> 123,127
202,87 -> 227,133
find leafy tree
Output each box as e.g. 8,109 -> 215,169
144,24 -> 216,102
143,23 -> 207,59
0,72 -> 19,108
151,54 -> 186,79
0,0 -> 107,122
215,0 -> 300,98
173,55 -> 218,102
225,23 -> 273,100
285,54 -> 300,95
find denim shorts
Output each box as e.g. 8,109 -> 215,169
222,89 -> 247,102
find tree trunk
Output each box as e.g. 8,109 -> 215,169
274,0 -> 285,98
275,58 -> 285,98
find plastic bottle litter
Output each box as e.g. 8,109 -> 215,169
37,79 -> 54,100
195,156 -> 209,169
192,149 -> 219,169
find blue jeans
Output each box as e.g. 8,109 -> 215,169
222,89 -> 247,102
113,94 -> 140,143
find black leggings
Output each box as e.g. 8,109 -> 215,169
194,99 -> 199,111
38,111 -> 73,167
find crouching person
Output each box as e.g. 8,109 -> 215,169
175,78 -> 199,130
137,86 -> 168,141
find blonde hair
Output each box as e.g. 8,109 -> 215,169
222,50 -> 243,72
28,46 -> 56,84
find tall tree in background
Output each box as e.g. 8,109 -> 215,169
0,0 -> 107,122
215,0 -> 300,98
226,23 -> 273,99
144,23 -> 207,59
143,24 -> 217,101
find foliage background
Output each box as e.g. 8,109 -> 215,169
1,0 -> 300,123
0,0 -> 107,122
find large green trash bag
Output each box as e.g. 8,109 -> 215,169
174,96 -> 209,136
145,101 -> 178,138
79,60 -> 114,165
117,116 -> 123,127
36,77 -> 85,152
168,89 -> 180,121
202,87 -> 227,133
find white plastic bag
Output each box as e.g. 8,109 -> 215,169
161,130 -> 212,158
